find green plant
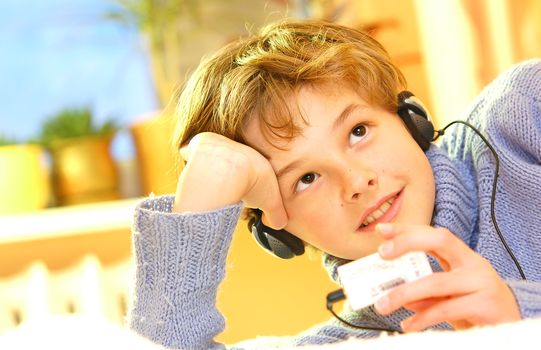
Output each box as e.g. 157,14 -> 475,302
104,0 -> 282,106
104,0 -> 201,106
37,107 -> 118,148
0,134 -> 18,146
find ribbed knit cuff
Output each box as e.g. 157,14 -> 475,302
129,195 -> 243,349
507,280 -> 541,319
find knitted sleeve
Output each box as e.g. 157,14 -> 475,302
128,195 -> 242,350
483,59 -> 541,163
441,58 -> 541,164
127,196 -> 389,349
495,60 -> 541,319
507,280 -> 541,318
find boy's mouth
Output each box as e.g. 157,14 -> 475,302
357,189 -> 403,232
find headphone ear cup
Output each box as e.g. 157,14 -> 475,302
265,235 -> 298,260
397,91 -> 434,151
251,223 -> 274,252
408,112 -> 435,149
250,211 -> 304,259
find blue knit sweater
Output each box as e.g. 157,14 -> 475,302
128,60 -> 541,349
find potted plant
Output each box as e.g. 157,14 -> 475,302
130,110 -> 182,195
36,107 -> 120,206
0,134 -> 51,213
105,0 -> 285,106
105,0 -> 285,195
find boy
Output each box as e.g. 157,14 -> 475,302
129,19 -> 541,349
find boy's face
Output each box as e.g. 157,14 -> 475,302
245,84 -> 435,260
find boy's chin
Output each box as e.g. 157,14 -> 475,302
338,247 -> 380,261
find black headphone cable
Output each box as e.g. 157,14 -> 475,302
434,120 -> 526,280
326,289 -> 402,333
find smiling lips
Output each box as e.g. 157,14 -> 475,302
358,190 -> 403,231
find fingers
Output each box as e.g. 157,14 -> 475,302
261,210 -> 288,230
178,132 -> 288,230
374,222 -> 488,316
372,222 -> 521,330
402,297 -> 441,313
246,162 -> 288,230
380,276 -> 515,331
400,283 -> 520,332
399,291 -> 504,332
375,270 -> 483,315
399,296 -> 475,332
258,188 -> 288,230
179,133 -> 201,161
376,223 -> 471,268
179,145 -> 190,162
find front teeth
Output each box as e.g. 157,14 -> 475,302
361,196 -> 395,227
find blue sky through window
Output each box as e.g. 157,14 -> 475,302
0,0 -> 158,159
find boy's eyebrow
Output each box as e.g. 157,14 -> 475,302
332,103 -> 364,131
274,103 -> 364,181
258,150 -> 304,181
276,158 -> 306,181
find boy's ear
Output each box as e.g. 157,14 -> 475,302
397,91 -> 435,151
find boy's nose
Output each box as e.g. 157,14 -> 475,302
342,167 -> 378,203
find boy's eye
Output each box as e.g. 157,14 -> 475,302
295,172 -> 320,193
349,124 -> 369,145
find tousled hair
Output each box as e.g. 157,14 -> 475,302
174,19 -> 406,149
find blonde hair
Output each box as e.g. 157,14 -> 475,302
174,19 -> 407,232
174,19 -> 406,149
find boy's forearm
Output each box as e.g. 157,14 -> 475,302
128,195 -> 243,349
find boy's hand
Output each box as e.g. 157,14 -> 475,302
373,223 -> 521,331
173,132 -> 287,229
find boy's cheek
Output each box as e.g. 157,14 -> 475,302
287,210 -> 331,243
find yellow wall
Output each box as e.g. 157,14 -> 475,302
216,221 -> 339,344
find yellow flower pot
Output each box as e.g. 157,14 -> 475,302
50,136 -> 120,206
0,145 -> 51,213
130,112 -> 182,196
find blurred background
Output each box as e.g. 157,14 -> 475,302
0,0 -> 540,345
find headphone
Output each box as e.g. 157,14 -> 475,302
249,91 -> 435,259
396,91 -> 435,151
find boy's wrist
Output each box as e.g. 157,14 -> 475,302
172,173 -> 247,213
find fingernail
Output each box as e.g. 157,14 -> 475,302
375,295 -> 390,313
378,241 -> 393,257
401,318 -> 412,331
376,223 -> 393,234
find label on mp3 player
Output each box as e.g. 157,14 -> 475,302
337,252 -> 433,311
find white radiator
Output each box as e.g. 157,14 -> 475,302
0,255 -> 133,334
